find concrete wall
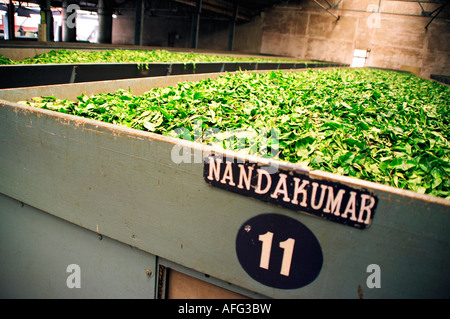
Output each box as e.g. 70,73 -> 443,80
108,0 -> 449,77
112,12 -> 192,48
198,15 -> 264,53
112,6 -> 263,54
260,0 -> 450,77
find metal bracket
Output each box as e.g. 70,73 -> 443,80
313,0 -> 341,20
424,3 -> 446,30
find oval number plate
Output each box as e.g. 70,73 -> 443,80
236,213 -> 323,289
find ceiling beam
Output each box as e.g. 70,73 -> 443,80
173,0 -> 252,20
313,0 -> 340,20
386,0 -> 448,3
425,3 -> 445,29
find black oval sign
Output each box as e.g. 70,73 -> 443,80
236,213 -> 323,289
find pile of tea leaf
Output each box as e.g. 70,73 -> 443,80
0,49 -> 304,65
21,68 -> 450,198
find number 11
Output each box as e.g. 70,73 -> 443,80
259,231 -> 296,277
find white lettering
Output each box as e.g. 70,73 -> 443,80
207,156 -> 222,181
221,303 -> 271,314
366,264 -> 381,288
66,4 -> 79,29
366,4 -> 381,29
171,145 -> 191,164
291,177 -> 309,207
259,231 -> 273,270
66,264 -> 81,288
220,161 -> 236,186
341,191 -> 358,221
358,194 -> 376,224
311,182 -> 328,210
270,173 -> 291,202
178,303 -> 212,316
204,156 -> 377,227
323,187 -> 346,216
255,168 -> 272,194
237,164 -> 253,190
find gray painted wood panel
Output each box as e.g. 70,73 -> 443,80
1,73 -> 449,298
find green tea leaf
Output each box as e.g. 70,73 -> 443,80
25,68 -> 450,198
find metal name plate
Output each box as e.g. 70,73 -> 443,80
204,154 -> 378,229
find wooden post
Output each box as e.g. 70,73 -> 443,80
190,0 -> 202,49
228,3 -> 238,51
62,0 -> 77,42
6,0 -> 15,40
134,0 -> 145,46
98,0 -> 113,43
